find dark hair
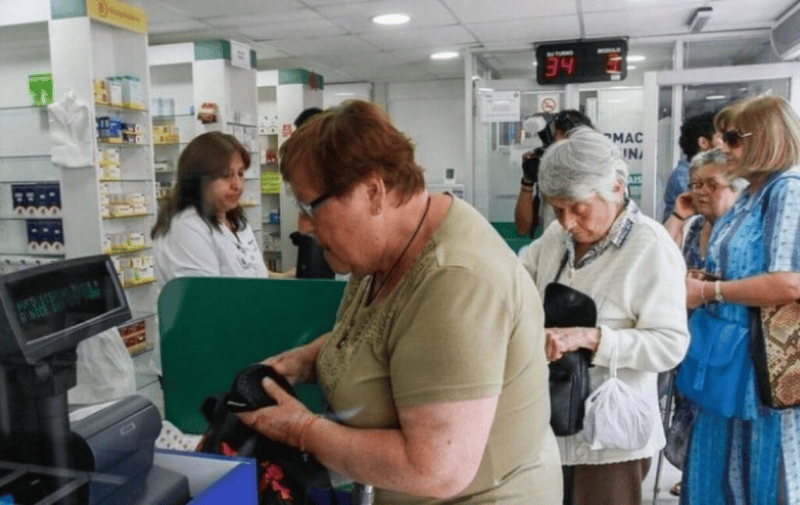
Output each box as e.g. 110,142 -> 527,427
294,107 -> 323,128
679,111 -> 716,159
553,109 -> 593,134
151,131 -> 250,239
280,100 -> 425,204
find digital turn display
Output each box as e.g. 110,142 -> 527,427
536,39 -> 628,85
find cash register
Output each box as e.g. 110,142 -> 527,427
0,255 -> 189,504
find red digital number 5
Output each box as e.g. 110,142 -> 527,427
606,52 -> 621,73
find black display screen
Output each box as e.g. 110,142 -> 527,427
536,39 -> 628,85
5,260 -> 122,342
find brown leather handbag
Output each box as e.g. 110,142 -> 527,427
752,303 -> 800,408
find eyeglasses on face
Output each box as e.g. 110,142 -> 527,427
688,179 -> 731,193
721,130 -> 753,147
294,191 -> 333,218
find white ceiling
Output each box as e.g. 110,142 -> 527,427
141,0 -> 799,83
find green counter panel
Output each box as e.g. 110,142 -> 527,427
490,221 -> 540,254
159,277 -> 346,434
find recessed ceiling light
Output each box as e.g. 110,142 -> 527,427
431,51 -> 459,60
627,55 -> 646,62
706,94 -> 727,100
371,13 -> 410,25
627,65 -> 637,70
478,87 -> 494,92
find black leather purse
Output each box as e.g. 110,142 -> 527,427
543,254 -> 597,437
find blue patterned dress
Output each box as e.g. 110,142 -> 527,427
681,215 -> 706,269
681,168 -> 800,505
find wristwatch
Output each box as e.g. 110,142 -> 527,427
714,280 -> 724,302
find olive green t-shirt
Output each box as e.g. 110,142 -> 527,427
316,197 -> 561,504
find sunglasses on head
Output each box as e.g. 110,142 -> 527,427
721,130 -> 753,147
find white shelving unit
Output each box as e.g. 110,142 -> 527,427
257,78 -> 282,271
47,10 -> 159,387
0,22 -> 63,275
0,107 -> 65,273
149,41 -> 262,249
257,68 -> 324,271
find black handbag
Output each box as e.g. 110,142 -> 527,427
543,254 -> 597,437
197,366 -> 335,505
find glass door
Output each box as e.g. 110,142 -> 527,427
472,79 -> 564,223
641,62 -> 800,219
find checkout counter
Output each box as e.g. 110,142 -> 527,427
0,255 -> 347,504
0,255 -> 193,504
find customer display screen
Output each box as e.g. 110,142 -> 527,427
4,260 -> 122,342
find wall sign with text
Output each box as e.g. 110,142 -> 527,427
535,39 -> 628,85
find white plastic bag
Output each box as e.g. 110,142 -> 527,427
68,327 -> 137,404
581,348 -> 655,451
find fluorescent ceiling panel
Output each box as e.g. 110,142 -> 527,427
318,0 -> 457,33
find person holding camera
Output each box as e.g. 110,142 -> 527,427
514,110 -> 593,237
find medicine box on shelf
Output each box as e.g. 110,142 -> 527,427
25,218 -> 64,253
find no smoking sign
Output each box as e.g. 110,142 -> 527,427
538,94 -> 560,113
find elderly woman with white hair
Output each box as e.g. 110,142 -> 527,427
520,126 -> 690,505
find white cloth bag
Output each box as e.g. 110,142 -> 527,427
581,347 -> 655,451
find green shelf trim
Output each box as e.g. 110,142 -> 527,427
194,39 -> 230,61
279,68 -> 324,89
51,0 -> 87,19
193,40 -> 257,68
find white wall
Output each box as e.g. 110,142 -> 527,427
0,22 -> 51,108
386,79 -> 465,189
0,0 -> 49,27
150,63 -> 194,116
323,82 -> 373,107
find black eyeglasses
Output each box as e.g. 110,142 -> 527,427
294,191 -> 333,218
721,130 -> 753,147
688,179 -> 731,193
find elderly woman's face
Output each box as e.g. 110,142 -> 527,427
689,163 -> 737,221
289,164 -> 380,276
549,186 -> 623,247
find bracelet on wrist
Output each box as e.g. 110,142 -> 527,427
699,281 -> 709,304
521,177 -> 534,187
672,211 -> 689,221
714,280 -> 724,302
296,414 -> 321,453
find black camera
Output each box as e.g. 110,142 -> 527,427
521,110 -> 593,182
